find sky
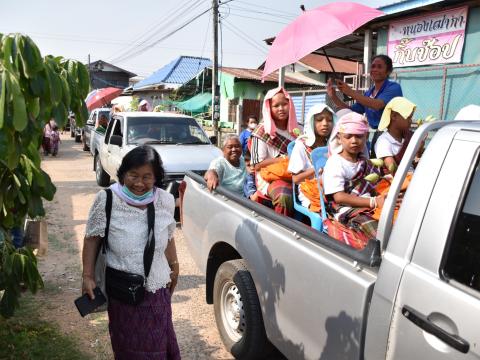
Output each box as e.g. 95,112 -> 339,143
1,0 -> 392,78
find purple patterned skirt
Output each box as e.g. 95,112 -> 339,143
108,288 -> 181,360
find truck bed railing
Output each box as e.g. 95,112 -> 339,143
185,171 -> 382,267
377,121 -> 452,249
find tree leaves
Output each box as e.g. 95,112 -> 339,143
0,239 -> 44,317
16,36 -> 43,79
0,32 -> 87,318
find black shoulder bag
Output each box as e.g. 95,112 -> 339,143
105,200 -> 155,306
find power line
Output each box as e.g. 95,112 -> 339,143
232,0 -> 298,17
224,19 -> 268,53
222,20 -> 267,55
198,11 -> 212,73
228,12 -> 289,25
228,4 -> 295,20
106,0 -> 201,61
113,7 -> 213,64
219,5 -> 269,55
110,0 -> 204,59
110,0 -> 208,63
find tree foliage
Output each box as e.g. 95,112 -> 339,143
0,33 -> 90,317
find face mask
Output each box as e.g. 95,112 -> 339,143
122,186 -> 153,201
248,123 -> 257,130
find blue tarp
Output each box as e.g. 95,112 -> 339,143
133,56 -> 211,90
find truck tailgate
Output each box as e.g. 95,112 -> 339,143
182,173 -> 379,360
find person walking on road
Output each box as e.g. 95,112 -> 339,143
82,145 -> 181,359
42,119 -> 57,155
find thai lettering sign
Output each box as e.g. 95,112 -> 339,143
387,6 -> 468,68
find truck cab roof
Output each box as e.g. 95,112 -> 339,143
114,111 -> 194,119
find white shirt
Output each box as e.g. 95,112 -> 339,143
85,189 -> 176,293
323,154 -> 363,195
288,140 -> 312,174
375,131 -> 403,158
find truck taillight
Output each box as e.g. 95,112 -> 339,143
178,180 -> 187,226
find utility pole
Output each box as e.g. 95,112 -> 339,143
88,54 -> 92,88
212,0 -> 220,145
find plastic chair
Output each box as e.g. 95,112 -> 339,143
288,142 -> 324,231
310,146 -> 329,223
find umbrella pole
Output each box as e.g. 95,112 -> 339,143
322,48 -> 338,79
322,48 -> 352,102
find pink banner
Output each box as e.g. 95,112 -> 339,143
387,6 -> 468,68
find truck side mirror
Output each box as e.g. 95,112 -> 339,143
110,135 -> 123,147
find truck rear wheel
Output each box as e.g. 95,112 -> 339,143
95,155 -> 110,187
213,259 -> 274,359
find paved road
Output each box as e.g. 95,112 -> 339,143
39,134 -> 233,359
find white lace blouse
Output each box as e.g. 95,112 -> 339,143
85,189 -> 176,293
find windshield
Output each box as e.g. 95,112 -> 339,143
126,116 -> 210,145
99,110 -> 110,120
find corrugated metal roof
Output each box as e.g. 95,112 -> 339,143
220,67 -> 308,84
89,60 -> 137,77
292,94 -> 327,124
299,54 -> 358,74
133,56 -> 211,90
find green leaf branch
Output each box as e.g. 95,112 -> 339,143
0,33 -> 90,318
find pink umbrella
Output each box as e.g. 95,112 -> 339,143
86,87 -> 123,111
262,2 -> 384,79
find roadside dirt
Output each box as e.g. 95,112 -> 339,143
36,134 -> 233,359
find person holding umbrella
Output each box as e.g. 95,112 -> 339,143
327,55 -> 403,155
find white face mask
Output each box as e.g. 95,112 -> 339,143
248,123 -> 257,130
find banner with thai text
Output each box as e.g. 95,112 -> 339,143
387,6 -> 468,68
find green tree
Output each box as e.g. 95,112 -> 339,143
0,33 -> 90,318
129,96 -> 139,111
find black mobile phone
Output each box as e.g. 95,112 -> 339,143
74,287 -> 107,317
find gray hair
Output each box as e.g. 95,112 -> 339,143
222,134 -> 240,148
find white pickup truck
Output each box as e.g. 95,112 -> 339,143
94,112 -> 222,207
181,121 -> 480,359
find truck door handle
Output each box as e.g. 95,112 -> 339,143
402,305 -> 469,354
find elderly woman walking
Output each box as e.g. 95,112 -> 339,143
82,145 -> 181,359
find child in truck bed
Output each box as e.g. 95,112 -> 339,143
323,112 -> 384,249
375,97 -> 416,175
288,104 -> 334,211
250,87 -> 298,216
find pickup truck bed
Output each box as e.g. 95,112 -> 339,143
181,121 -> 480,360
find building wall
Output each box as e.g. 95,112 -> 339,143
375,5 -> 480,120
